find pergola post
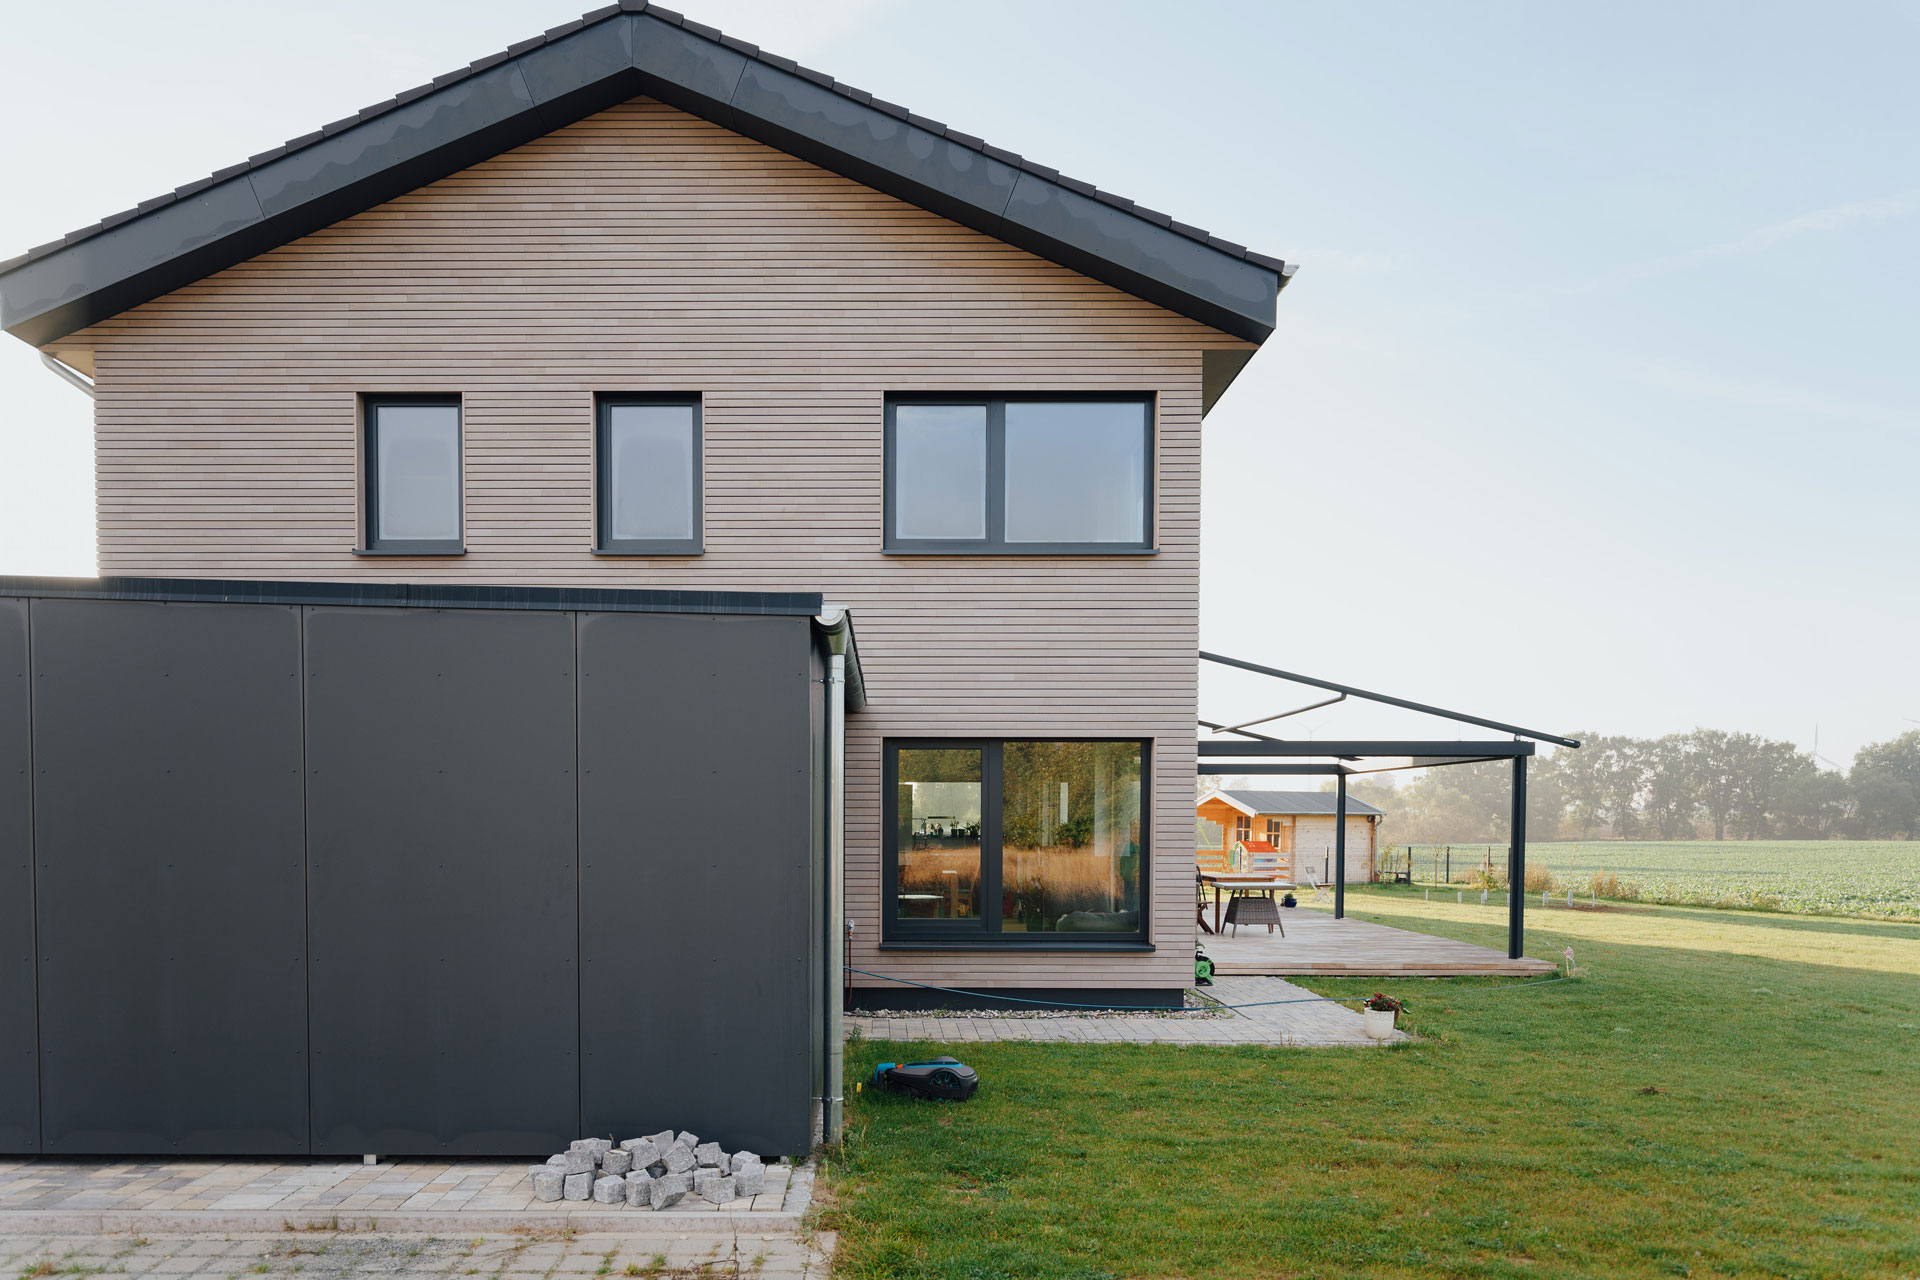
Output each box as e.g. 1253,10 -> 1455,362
1334,772 -> 1347,919
1508,754 -> 1528,959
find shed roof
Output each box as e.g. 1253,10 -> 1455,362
0,2 -> 1290,350
1208,789 -> 1385,818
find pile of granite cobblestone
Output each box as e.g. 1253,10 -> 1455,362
527,1131 -> 767,1208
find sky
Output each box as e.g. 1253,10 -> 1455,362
0,0 -> 1915,766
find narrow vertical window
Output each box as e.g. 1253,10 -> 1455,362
597,396 -> 702,554
892,404 -> 987,541
365,397 -> 462,553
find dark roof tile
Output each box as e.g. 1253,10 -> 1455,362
4,1 -> 1280,342
134,193 -> 178,213
0,253 -> 29,274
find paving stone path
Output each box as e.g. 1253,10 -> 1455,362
849,975 -> 1409,1046
0,1227 -> 832,1278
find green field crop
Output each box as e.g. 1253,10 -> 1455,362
1523,840 -> 1920,919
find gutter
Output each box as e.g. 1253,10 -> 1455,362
39,352 -> 93,397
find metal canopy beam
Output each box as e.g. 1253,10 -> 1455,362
1196,762 -> 1351,775
1199,740 -> 1536,759
1200,651 -> 1579,749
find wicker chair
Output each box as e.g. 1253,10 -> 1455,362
1223,892 -> 1283,937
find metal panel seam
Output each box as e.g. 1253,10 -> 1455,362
25,597 -> 42,1154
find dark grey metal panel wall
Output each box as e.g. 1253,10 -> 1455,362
577,614 -> 814,1156
29,600 -> 307,1154
0,599 -> 35,1153
304,607 -> 579,1157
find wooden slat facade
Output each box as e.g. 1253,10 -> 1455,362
68,97 -> 1255,994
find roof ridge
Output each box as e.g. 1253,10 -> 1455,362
0,0 -> 1284,278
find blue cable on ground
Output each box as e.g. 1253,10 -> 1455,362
845,967 -> 1570,1012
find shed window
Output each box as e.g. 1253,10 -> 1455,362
365,397 -> 462,553
885,395 -> 1153,553
597,396 -> 702,554
886,739 -> 1147,944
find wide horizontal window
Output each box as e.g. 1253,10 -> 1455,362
885,396 -> 1153,552
365,396 -> 462,553
597,396 -> 702,554
885,739 -> 1147,943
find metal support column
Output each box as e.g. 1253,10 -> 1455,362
1508,753 -> 1528,959
1333,773 -> 1347,919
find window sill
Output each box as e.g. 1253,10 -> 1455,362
882,546 -> 1160,557
352,547 -> 466,556
879,938 -> 1155,953
589,548 -> 705,557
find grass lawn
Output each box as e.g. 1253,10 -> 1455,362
822,888 -> 1920,1279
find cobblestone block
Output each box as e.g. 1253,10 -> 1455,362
663,1145 -> 696,1174
563,1171 -> 592,1201
530,1169 -> 566,1202
557,1149 -> 595,1175
734,1161 -> 765,1197
693,1142 -> 723,1168
602,1148 -> 633,1176
624,1170 -> 655,1208
701,1174 -> 737,1205
649,1171 -> 691,1209
675,1130 -> 698,1148
592,1174 -> 625,1204
645,1129 -> 675,1151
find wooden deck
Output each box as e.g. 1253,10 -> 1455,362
1202,907 -> 1556,976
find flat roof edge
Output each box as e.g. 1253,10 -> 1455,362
0,575 -> 824,617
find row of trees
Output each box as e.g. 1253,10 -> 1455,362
1334,728 -> 1920,844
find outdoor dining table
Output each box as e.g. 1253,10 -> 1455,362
1197,872 -> 1292,935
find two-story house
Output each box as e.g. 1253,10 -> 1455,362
0,3 -> 1290,1157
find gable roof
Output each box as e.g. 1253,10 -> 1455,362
1207,789 -> 1386,818
0,2 -> 1291,351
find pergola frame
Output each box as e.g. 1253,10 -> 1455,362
1197,651 -> 1578,959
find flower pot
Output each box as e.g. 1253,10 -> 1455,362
1362,1008 -> 1397,1039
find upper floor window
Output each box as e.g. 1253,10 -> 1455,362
885,395 -> 1153,553
364,396 -> 462,553
597,395 -> 702,554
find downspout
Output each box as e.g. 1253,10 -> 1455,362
815,605 -> 861,1144
40,352 -> 94,397
824,652 -> 847,1141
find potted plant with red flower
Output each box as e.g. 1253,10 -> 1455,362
1361,992 -> 1403,1039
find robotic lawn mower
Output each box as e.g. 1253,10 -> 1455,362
871,1056 -> 979,1100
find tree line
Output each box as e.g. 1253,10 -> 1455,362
1336,728 -> 1920,844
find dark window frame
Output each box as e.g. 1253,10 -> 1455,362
361,394 -> 464,555
883,393 -> 1156,555
594,393 -> 704,556
881,736 -> 1152,949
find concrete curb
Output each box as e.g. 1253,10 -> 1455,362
0,1167 -> 814,1237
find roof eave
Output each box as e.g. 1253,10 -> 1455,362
0,7 -> 1283,348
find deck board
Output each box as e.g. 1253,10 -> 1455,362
1202,908 -> 1556,976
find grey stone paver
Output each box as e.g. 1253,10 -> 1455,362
0,1227 -> 833,1278
849,975 -> 1410,1047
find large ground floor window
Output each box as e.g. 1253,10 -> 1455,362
884,739 -> 1147,944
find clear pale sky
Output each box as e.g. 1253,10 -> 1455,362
1,1 -> 1914,763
